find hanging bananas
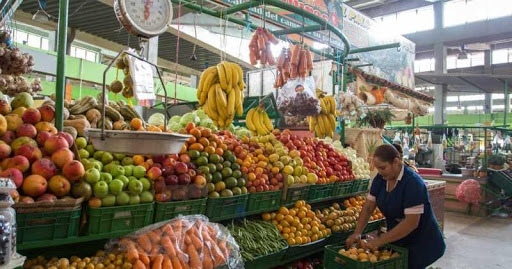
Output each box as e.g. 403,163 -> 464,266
246,107 -> 274,136
308,89 -> 338,138
197,61 -> 245,129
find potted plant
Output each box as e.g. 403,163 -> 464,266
355,108 -> 395,129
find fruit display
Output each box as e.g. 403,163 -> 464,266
196,61 -> 245,129
337,91 -> 366,120
245,106 -> 274,136
263,200 -> 331,246
315,202 -> 358,233
227,219 -> 287,261
342,196 -> 384,222
23,251 -> 122,269
338,245 -> 400,262
321,138 -> 372,180
167,108 -> 219,132
308,89 -> 338,138
248,27 -> 279,66
274,44 -> 314,88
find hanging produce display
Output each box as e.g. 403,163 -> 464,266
274,44 -> 314,89
307,89 -> 337,138
248,27 -> 279,66
337,91 -> 366,121
196,61 -> 245,129
245,106 -> 274,136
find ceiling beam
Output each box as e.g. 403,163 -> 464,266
354,0 -> 431,17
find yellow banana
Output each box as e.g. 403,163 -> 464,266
215,84 -> 228,119
227,62 -> 238,87
206,84 -> 219,121
234,86 -> 243,116
316,114 -> 326,138
222,61 -> 233,87
320,98 -> 328,114
227,88 -> 236,119
253,109 -> 267,136
314,122 -> 323,138
217,63 -> 228,90
308,116 -> 316,132
245,108 -> 257,132
326,96 -> 336,114
322,114 -> 332,137
217,118 -> 226,128
261,109 -> 274,133
197,67 -> 216,103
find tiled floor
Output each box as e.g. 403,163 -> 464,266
431,212 -> 512,268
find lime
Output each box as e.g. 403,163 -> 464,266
241,186 -> 248,194
220,189 -> 233,197
224,152 -> 237,163
237,178 -> 246,188
207,163 -> 217,173
232,170 -> 242,179
204,173 -> 213,183
223,161 -> 232,169
208,191 -> 220,198
188,150 -> 201,160
232,187 -> 242,196
212,172 -> 223,183
197,166 -> 210,175
207,183 -> 215,193
215,163 -> 224,171
231,163 -> 241,171
200,151 -> 209,158
225,177 -> 238,189
194,156 -> 209,166
221,167 -> 233,178
209,154 -> 221,164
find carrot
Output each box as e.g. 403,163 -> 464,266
162,255 -> 173,269
151,254 -> 164,269
126,248 -> 140,264
147,230 -> 161,244
139,253 -> 150,267
202,243 -> 214,269
133,260 -> 147,269
149,246 -> 161,258
161,236 -> 177,257
161,223 -> 174,237
218,240 -> 230,258
186,244 -> 202,269
207,242 -> 226,267
137,234 -> 153,253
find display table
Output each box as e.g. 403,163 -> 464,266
424,180 -> 446,231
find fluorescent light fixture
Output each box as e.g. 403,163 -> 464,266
457,51 -> 468,60
32,10 -> 49,23
312,42 -> 329,50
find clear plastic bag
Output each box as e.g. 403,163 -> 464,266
277,77 -> 321,116
105,214 -> 243,269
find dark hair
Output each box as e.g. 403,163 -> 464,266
392,143 -> 403,155
374,144 -> 400,163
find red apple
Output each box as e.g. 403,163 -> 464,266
38,105 -> 55,122
22,174 -> 48,197
51,148 -> 74,168
56,131 -> 74,147
16,123 -> 37,138
146,166 -> 162,180
0,131 -> 15,144
151,155 -> 165,164
62,160 -> 85,182
22,108 -> 41,124
0,168 -> 24,187
36,193 -> 57,202
19,196 -> 35,203
36,131 -> 52,147
44,134 -> 69,154
174,162 -> 188,174
177,173 -> 191,185
164,175 -> 179,185
14,144 -> 42,163
31,158 -> 57,180
0,142 -> 11,159
162,157 -> 176,168
6,155 -> 30,173
153,179 -> 166,193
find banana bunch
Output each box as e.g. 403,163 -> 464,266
246,107 -> 274,136
308,89 -> 337,138
197,61 -> 245,129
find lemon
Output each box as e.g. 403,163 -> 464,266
282,165 -> 294,175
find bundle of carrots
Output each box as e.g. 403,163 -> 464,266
249,28 -> 279,66
274,44 -> 314,88
116,216 -> 239,269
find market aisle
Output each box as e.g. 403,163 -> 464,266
431,212 -> 512,268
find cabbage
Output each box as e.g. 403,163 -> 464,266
168,122 -> 182,132
148,113 -> 165,126
169,115 -> 181,124
236,128 -> 251,138
194,109 -> 207,120
200,118 -> 213,126
227,124 -> 235,133
179,112 -> 200,126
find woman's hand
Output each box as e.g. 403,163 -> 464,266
366,237 -> 385,251
345,233 -> 361,248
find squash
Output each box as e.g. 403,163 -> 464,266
64,118 -> 91,137
113,120 -> 128,130
62,107 -> 70,120
86,109 -> 101,126
63,126 -> 78,141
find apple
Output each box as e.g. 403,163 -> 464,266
92,150 -> 104,160
153,179 -> 166,193
19,196 -> 35,203
22,108 -> 41,124
101,194 -> 116,207
129,194 -> 141,205
88,197 -> 102,208
152,163 -> 162,170
165,175 -> 179,185
162,167 -> 174,177
0,143 -> 11,159
37,193 -> 57,202
194,175 -> 207,188
0,168 -> 23,187
146,166 -> 162,180
100,172 -> 113,183
15,144 -> 42,164
85,145 -> 95,156
78,149 -> 90,159
178,173 -> 191,185
48,175 -> 71,197
100,152 -> 114,165
110,165 -> 125,178
51,148 -> 74,168
139,177 -> 151,191
128,179 -> 143,195
151,155 -> 165,164
85,161 -> 103,172
44,135 -> 69,155
62,160 -> 85,182
31,158 -> 57,179
16,123 -> 37,138
132,165 -> 146,179
0,131 -> 16,144
140,191 -> 154,203
22,174 -> 48,197
93,181 -> 109,199
113,153 -> 125,161
109,179 -> 124,195
84,168 -> 101,184
116,175 -> 130,189
155,191 -> 171,202
175,162 -> 188,174
116,192 -> 130,206
75,137 -> 87,150
38,105 -> 55,122
10,190 -> 19,203
71,181 -> 92,200
123,165 -> 133,177
121,157 -> 134,166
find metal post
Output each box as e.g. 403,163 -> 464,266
505,80 -> 509,126
55,0 -> 69,131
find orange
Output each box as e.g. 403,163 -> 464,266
198,137 -> 210,148
130,118 -> 143,130
286,238 -> 296,246
188,143 -> 204,151
275,213 -> 284,221
289,209 -> 297,217
189,128 -> 202,139
204,146 -> 216,155
200,128 -> 211,138
214,148 -> 224,156
262,213 -> 272,221
187,136 -> 197,144
132,155 -> 145,165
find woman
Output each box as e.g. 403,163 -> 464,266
346,144 -> 445,269
393,143 -> 419,172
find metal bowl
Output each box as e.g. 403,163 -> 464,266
86,129 -> 190,155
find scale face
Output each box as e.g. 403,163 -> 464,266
114,0 -> 173,38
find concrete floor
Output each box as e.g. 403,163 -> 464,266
430,212 -> 512,268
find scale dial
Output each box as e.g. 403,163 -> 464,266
114,0 -> 173,38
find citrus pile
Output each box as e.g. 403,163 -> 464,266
314,202 -> 358,233
262,200 -> 331,246
23,250 -> 126,269
343,196 -> 384,221
339,246 -> 400,262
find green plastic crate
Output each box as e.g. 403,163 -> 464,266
16,208 -> 81,244
154,198 -> 207,223
246,190 -> 282,215
283,238 -> 328,261
363,219 -> 385,234
86,203 -> 154,236
324,244 -> 408,269
205,194 -> 248,221
489,170 -> 512,195
307,183 -> 335,202
283,185 -> 310,206
333,181 -> 354,197
352,179 -> 370,193
245,246 -> 288,269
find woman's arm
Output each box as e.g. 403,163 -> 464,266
346,199 -> 377,246
371,213 -> 420,248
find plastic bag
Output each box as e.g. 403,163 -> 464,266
277,77 -> 321,116
456,179 -> 481,205
105,214 -> 243,269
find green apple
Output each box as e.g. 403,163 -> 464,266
111,160 -> 120,165
103,163 -> 115,173
101,194 -> 116,207
128,176 -> 137,182
139,177 -> 151,191
78,149 -> 90,160
123,165 -> 134,177
86,161 -> 102,172
116,175 -> 130,189
116,191 -> 130,206
132,165 -> 146,179
85,144 -> 96,156
110,165 -> 125,178
101,152 -> 114,165
93,150 -> 104,161
93,181 -> 109,198
128,179 -> 143,195
140,191 -> 154,203
81,159 -> 91,167
129,194 -> 141,205
75,137 -> 88,150
84,168 -> 101,184
109,179 -> 124,195
121,157 -> 134,166
100,172 -> 113,183
114,153 -> 126,161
